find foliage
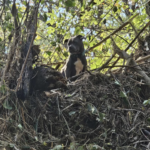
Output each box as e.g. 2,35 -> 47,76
1,1 -> 150,149
0,0 -> 150,71
143,99 -> 150,106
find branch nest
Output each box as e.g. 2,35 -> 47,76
0,71 -> 149,150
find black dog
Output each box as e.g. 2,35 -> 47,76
61,35 -> 87,79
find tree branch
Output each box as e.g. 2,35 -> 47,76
87,13 -> 138,51
111,38 -> 150,86
110,20 -> 150,68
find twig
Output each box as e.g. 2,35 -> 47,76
125,22 -> 150,52
61,113 -> 71,136
111,35 -> 150,85
87,13 -> 138,52
128,122 -> 143,133
0,94 -> 10,103
133,140 -> 150,144
136,54 -> 150,63
110,20 -> 150,68
56,95 -> 71,135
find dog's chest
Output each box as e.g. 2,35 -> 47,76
74,58 -> 84,75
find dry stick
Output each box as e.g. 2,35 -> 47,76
15,8 -> 38,92
136,54 -> 150,63
110,21 -> 150,69
87,13 -> 138,51
111,37 -> 150,85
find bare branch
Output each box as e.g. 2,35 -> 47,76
110,20 -> 150,68
111,38 -> 150,86
88,13 -> 138,52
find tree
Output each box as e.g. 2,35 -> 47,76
1,0 -> 150,149
1,0 -> 150,76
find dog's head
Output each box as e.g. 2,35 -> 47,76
64,35 -> 85,54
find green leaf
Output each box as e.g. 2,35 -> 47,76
0,84 -> 6,95
63,52 -> 68,57
77,145 -> 84,150
3,100 -> 12,110
5,13 -> 11,21
86,144 -> 102,150
47,26 -> 55,34
70,142 -> 79,150
98,112 -> 105,122
55,46 -> 61,52
69,111 -> 77,116
18,124 -> 23,130
86,103 -> 104,122
43,13 -> 47,22
120,91 -> 127,98
45,51 -> 52,56
120,91 -> 129,106
81,0 -> 86,11
41,0 -> 45,4
87,103 -> 97,114
9,144 -> 15,148
129,9 -> 133,13
75,26 -> 81,35
143,99 -> 150,106
35,136 -> 38,141
18,13 -> 22,18
51,145 -> 64,150
114,80 -> 120,85
22,1 -> 27,5
64,0 -> 75,7
4,6 -> 9,11
7,23 -> 13,31
51,41 -> 56,46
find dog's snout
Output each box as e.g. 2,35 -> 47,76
69,45 -> 77,53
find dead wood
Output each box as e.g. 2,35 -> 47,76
110,21 -> 150,69
111,37 -> 150,85
1,70 -> 150,149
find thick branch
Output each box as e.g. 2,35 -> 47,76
136,54 -> 150,63
111,38 -> 150,86
110,20 -> 150,68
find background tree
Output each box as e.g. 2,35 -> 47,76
1,0 -> 150,150
0,0 -> 149,72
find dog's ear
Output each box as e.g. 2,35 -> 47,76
64,39 -> 69,44
76,35 -> 86,40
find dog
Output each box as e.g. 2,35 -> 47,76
61,35 -> 87,79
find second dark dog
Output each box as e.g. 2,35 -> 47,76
61,35 -> 87,79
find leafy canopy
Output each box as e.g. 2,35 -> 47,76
0,0 -> 149,71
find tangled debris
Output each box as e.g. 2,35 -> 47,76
0,70 -> 150,150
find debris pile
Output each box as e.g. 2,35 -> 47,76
0,71 -> 150,150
